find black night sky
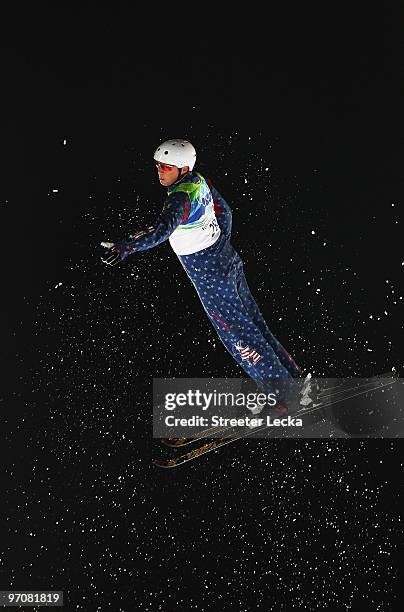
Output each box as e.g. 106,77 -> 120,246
1,7 -> 403,612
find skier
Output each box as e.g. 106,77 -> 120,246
101,139 -> 313,413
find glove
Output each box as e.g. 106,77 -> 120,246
101,228 -> 152,266
101,242 -> 124,267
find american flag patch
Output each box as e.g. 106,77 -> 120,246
235,341 -> 263,365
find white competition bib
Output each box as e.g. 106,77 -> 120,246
169,205 -> 221,255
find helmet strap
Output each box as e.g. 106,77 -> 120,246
175,167 -> 190,183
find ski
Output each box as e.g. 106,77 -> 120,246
294,373 -> 397,418
153,424 -> 269,468
153,375 -> 398,468
159,373 -> 395,448
161,425 -> 231,447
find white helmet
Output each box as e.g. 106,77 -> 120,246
153,139 -> 196,170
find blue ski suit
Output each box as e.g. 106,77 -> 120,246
108,171 -> 303,401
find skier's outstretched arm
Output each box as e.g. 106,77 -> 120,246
206,178 -> 232,239
101,192 -> 188,266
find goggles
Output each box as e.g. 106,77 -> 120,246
155,161 -> 176,172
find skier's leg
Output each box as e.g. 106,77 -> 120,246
178,240 -> 300,404
202,280 -> 299,400
209,211 -> 300,376
235,261 -> 302,377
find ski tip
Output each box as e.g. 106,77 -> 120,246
152,458 -> 179,468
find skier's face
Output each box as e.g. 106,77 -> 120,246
155,162 -> 188,186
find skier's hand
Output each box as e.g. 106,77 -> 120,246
101,242 -> 124,267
